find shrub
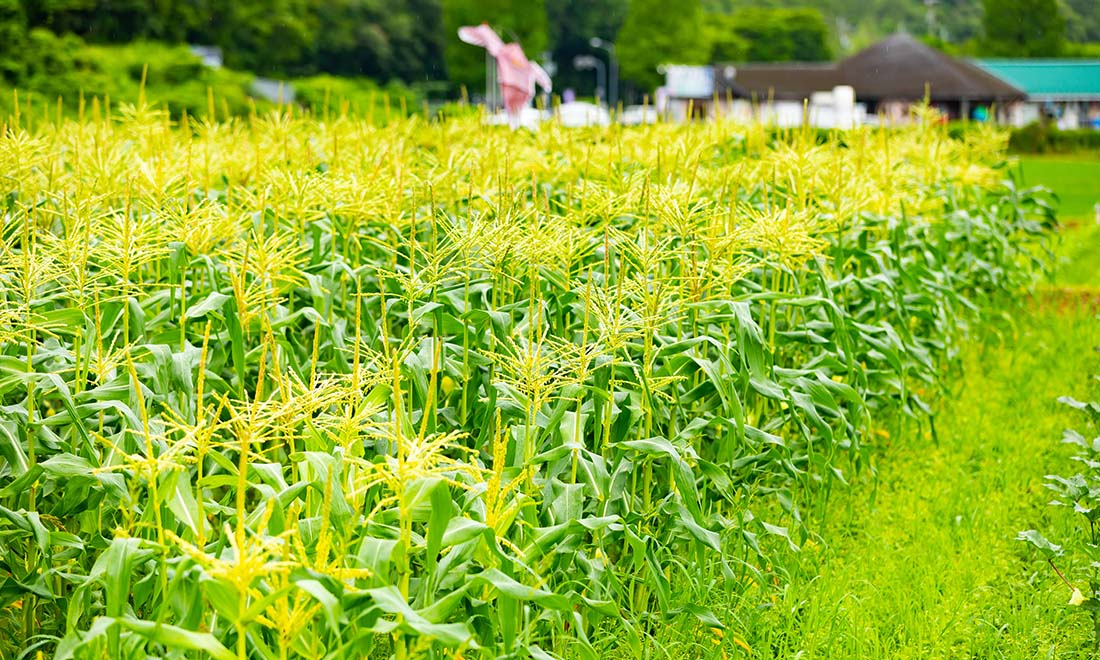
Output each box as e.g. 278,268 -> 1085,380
0,0 -> 26,81
293,74 -> 420,121
1009,121 -> 1100,154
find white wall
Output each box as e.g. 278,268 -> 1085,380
715,86 -> 865,129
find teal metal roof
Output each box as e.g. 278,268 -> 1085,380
973,60 -> 1100,99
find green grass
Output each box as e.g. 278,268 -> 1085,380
1019,156 -> 1100,221
1053,223 -> 1100,287
726,310 -> 1100,658
1019,157 -> 1100,287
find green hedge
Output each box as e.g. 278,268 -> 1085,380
292,75 -> 419,122
1,38 -> 421,122
1009,121 -> 1100,154
1,37 -> 268,119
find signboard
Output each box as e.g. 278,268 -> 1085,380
665,65 -> 714,98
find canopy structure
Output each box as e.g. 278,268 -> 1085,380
973,60 -> 1100,102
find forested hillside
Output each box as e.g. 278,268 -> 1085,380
0,0 -> 1097,107
705,0 -> 1100,48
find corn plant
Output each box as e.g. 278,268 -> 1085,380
1019,390 -> 1100,651
0,99 -> 1055,659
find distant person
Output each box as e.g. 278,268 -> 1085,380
458,24 -> 552,129
563,88 -> 576,104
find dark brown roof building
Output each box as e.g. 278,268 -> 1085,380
715,33 -> 1025,118
715,63 -> 842,102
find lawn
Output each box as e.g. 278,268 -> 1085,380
1018,156 -> 1100,221
1019,156 -> 1100,287
722,309 -> 1100,658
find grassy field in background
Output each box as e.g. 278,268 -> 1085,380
1019,156 -> 1100,287
1018,157 -> 1100,221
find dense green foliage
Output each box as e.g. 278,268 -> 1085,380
706,0 -> 1100,51
709,7 -> 832,62
1010,122 -> 1100,155
3,0 -> 1100,99
5,0 -> 446,83
0,109 -> 1057,658
982,0 -> 1065,57
617,0 -> 707,91
615,4 -> 831,89
0,0 -> 27,81
1065,0 -> 1100,43
0,39 -> 259,119
0,40 -> 421,123
308,0 -> 445,81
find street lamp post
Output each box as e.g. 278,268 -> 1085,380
573,55 -> 606,106
589,38 -> 618,110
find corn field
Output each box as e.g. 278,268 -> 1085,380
0,102 -> 1055,659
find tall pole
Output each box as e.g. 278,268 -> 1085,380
590,38 -> 618,110
486,50 -> 499,111
596,60 -> 606,105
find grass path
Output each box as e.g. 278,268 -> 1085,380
738,222 -> 1100,657
746,309 -> 1100,658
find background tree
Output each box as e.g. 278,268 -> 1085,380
707,7 -> 828,62
730,8 -> 792,61
4,0 -> 1100,95
1062,0 -> 1100,44
205,0 -> 316,74
306,0 -> 443,81
981,0 -> 1064,56
0,0 -> 27,81
406,0 -> 446,80
546,0 -> 627,99
21,0 -> 205,43
617,0 -> 707,93
707,14 -> 749,62
442,0 -> 549,96
783,8 -> 831,60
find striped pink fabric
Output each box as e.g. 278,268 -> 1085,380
458,24 -> 552,128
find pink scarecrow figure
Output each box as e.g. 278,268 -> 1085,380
458,23 -> 552,129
